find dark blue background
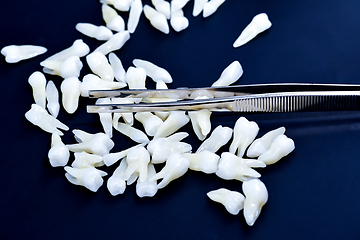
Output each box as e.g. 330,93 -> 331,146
1,0 -> 360,239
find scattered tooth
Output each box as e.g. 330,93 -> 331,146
189,89 -> 214,99
171,0 -> 190,12
133,59 -> 173,84
229,117 -> 259,158
207,188 -> 245,215
247,127 -> 286,158
25,104 -> 69,136
125,66 -> 147,89
123,146 -> 150,182
102,4 -> 125,32
136,163 -> 158,197
48,133 -> 70,167
94,31 -> 131,55
188,109 -> 212,141
41,55 -> 83,79
152,0 -> 171,19
170,9 -> 189,32
147,132 -> 192,164
243,179 -> 268,226
66,129 -> 115,156
192,0 -> 208,17
107,159 -> 128,196
86,51 -> 114,82
135,112 -> 163,136
215,152 -> 266,181
127,0 -> 143,34
65,166 -> 107,192
211,61 -> 243,87
1,45 -> 47,63
112,97 -> 134,126
257,134 -> 295,165
233,13 -> 272,48
127,172 -> 139,185
114,0 -> 134,11
80,74 -> 126,97
156,80 -> 168,89
28,71 -> 46,109
60,77 -> 81,114
154,111 -> 190,138
96,98 -> 113,137
153,80 -> 171,120
71,151 -> 104,168
144,5 -> 169,34
149,152 -> 189,189
103,143 -> 146,166
196,125 -> 233,153
182,150 -> 219,174
108,53 -> 126,83
75,23 -> 113,41
114,122 -> 150,143
203,0 -> 225,18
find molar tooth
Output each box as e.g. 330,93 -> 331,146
136,163 -> 158,197
133,59 -> 173,84
123,146 -> 150,182
25,104 -> 69,135
247,127 -> 286,158
75,23 -> 113,41
192,0 -> 208,17
171,0 -> 190,12
154,111 -> 190,138
107,159 -> 128,196
65,166 -> 107,192
1,45 -> 47,63
233,13 -> 272,48
211,61 -> 243,87
41,39 -> 89,63
196,125 -> 233,153
103,143 -> 146,166
80,74 -> 126,97
114,122 -> 150,143
94,31 -> 130,55
102,4 -> 125,32
152,0 -> 171,19
242,179 -> 268,226
149,152 -> 189,189
182,150 -> 219,174
170,9 -> 189,32
144,5 -> 169,34
48,133 -> 70,167
71,152 -> 104,168
188,109 -> 212,141
125,66 -> 147,89
135,112 -> 163,136
207,188 -> 245,215
86,51 -> 114,82
203,0 -> 225,18
127,0 -> 143,34
96,98 -> 113,137
257,134 -> 295,165
229,117 -> 259,157
28,71 -> 47,109
60,77 -> 81,114
109,53 -> 126,83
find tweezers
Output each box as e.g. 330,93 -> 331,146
86,83 -> 360,113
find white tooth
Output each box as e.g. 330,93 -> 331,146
28,71 -> 46,109
107,159 -> 128,196
123,146 -> 150,182
147,132 -> 192,164
202,0 -> 225,18
189,90 -> 214,99
76,23 -> 113,41
154,111 -> 190,138
1,45 -> 47,63
211,61 -> 243,87
96,98 -> 113,137
182,150 -> 219,174
192,0 -> 208,17
215,152 -> 266,181
152,0 -> 171,19
126,66 -> 147,89
151,80 -> 171,120
257,134 -> 295,165
127,173 -> 139,185
86,51 -> 114,82
80,74 -> 126,97
114,122 -> 150,143
103,143 -> 146,166
233,13 -> 272,48
247,127 -> 286,158
127,0 -> 143,34
170,9 -> 189,32
94,31 -> 131,55
112,97 -> 134,126
136,163 -> 158,197
243,179 -> 268,226
171,0 -> 190,12
25,104 -> 69,135
188,109 -> 212,141
114,0 -> 134,11
60,77 -> 81,114
41,56 -> 83,78
149,152 -> 189,189
48,133 -> 70,167
71,151 -> 104,168
66,129 -> 115,156
135,112 -> 163,136
156,80 -> 168,89
108,53 -> 126,83
102,4 -> 125,32
229,117 -> 259,157
207,188 -> 245,215
65,166 -> 107,192
196,125 -> 233,153
144,5 -> 169,34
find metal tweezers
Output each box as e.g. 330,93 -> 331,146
86,83 -> 360,113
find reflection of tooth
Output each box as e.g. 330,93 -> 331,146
109,53 -> 126,83
147,132 -> 192,164
196,125 -> 233,153
133,59 -> 173,83
192,0 -> 208,17
135,112 -> 163,136
229,117 -> 259,157
152,0 -> 171,19
128,0 -> 143,34
233,13 -> 272,48
123,146 -> 150,182
114,122 -> 150,143
136,163 -> 158,197
215,152 -> 266,181
103,143 -> 146,166
107,159 -> 127,195
48,133 -> 70,167
65,166 -> 107,192
102,4 -> 125,32
80,74 -> 126,97
144,5 -> 169,34
154,111 -> 190,138
28,71 -> 47,109
207,188 -> 245,215
25,104 -> 69,135
71,152 -> 104,168
188,109 -> 212,141
94,31 -> 131,55
247,127 -> 286,158
170,9 -> 189,32
126,66 -> 147,89
41,39 -> 89,63
203,0 -> 225,18
243,179 -> 268,226
76,23 -> 113,41
96,98 -> 113,137
1,45 -> 47,63
60,77 -> 81,114
86,51 -> 114,82
211,61 -> 243,87
182,150 -> 219,174
112,97 -> 134,126
171,0 -> 190,12
257,134 -> 295,165
149,152 -> 189,189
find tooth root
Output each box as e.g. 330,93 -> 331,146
257,134 -> 295,165
80,74 -> 126,97
65,166 -> 107,192
188,109 -> 212,141
136,163 -> 158,197
96,98 -> 113,137
132,59 -> 173,83
103,143 -> 146,166
154,111 -> 190,138
207,188 -> 245,215
109,53 -> 126,83
115,122 -> 150,143
76,23 -> 113,41
171,0 -> 190,12
94,31 -> 131,55
60,77 -> 81,114
48,133 -> 70,167
196,125 -> 233,153
192,0 -> 208,17
1,45 -> 47,63
71,152 -> 104,168
123,146 -> 150,182
242,179 -> 268,226
135,112 -> 163,136
182,150 -> 219,174
170,9 -> 189,32
102,4 -> 125,32
125,66 -> 147,89
86,51 -> 114,82
127,0 -> 143,34
107,159 -> 128,196
211,61 -> 243,87
41,39 -> 89,63
203,0 -> 225,18
152,0 -> 171,19
233,13 -> 272,48
28,71 -> 47,109
144,5 -> 169,34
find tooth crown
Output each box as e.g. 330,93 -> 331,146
80,74 -> 126,97
144,5 -> 170,34
135,112 -> 164,136
1,45 -> 47,63
133,59 -> 173,83
28,71 -> 47,109
60,77 -> 81,114
113,0 -> 133,11
207,188 -> 245,215
48,133 -> 70,167
107,159 -> 128,196
102,4 -> 125,32
182,150 -> 220,174
196,125 -> 233,153
152,0 -> 171,19
136,163 -> 158,197
211,61 -> 243,87
94,31 -> 131,55
115,122 -> 150,143
154,111 -> 190,138
124,146 -> 150,182
257,134 -> 295,165
170,9 -> 189,32
86,51 -> 115,82
76,23 -> 113,41
188,109 -> 212,140
126,66 -> 147,89
109,53 -> 126,83
71,151 -> 104,168
203,0 -> 225,18
128,0 -> 143,34
65,166 -> 107,192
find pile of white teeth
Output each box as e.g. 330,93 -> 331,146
3,0 -> 289,227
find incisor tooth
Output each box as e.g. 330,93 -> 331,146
136,163 -> 158,197
196,125 -> 233,153
257,134 -> 295,165
207,188 -> 245,215
65,166 -> 107,192
128,0 -> 143,34
154,111 -> 190,138
107,159 -> 128,196
123,146 -> 150,182
144,5 -> 169,34
94,31 -> 130,55
203,0 -> 225,18
28,71 -> 47,109
86,51 -> 114,82
80,74 -> 126,97
182,150 -> 219,174
102,4 -> 125,32
135,112 -> 163,136
170,9 -> 189,32
211,61 -> 243,87
48,133 -> 70,167
60,77 -> 81,114
152,0 -> 171,19
133,59 -> 173,83
76,23 -> 113,41
1,45 -> 47,63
